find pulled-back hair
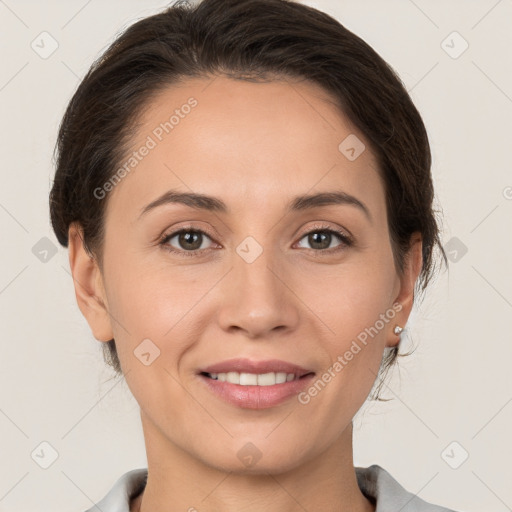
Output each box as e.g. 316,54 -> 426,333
49,0 -> 447,399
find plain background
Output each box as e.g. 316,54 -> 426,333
1,0 -> 511,511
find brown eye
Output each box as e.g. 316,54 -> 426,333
160,229 -> 214,256
296,226 -> 352,252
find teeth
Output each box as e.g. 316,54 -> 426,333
258,372 -> 277,385
207,371 -> 297,385
240,372 -> 258,385
226,371 -> 239,384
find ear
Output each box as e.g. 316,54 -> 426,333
386,232 -> 423,348
68,222 -> 114,342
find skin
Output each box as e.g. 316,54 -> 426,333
68,75 -> 422,512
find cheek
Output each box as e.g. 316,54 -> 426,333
297,268 -> 397,416
303,252 -> 396,334
103,261 -> 200,414
303,249 -> 397,383
103,253 -> 217,367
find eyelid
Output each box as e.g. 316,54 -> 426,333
298,222 -> 353,243
157,222 -> 217,243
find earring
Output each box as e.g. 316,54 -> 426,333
393,325 -> 403,335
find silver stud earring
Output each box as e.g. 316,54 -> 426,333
393,325 -> 403,335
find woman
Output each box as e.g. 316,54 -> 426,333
49,0 -> 459,510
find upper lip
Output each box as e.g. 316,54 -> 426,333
199,358 -> 314,377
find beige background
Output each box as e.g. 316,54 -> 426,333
1,0 -> 511,510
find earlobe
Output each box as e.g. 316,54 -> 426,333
387,233 -> 423,347
68,222 -> 114,342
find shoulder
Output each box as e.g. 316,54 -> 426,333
355,464 -> 462,512
83,468 -> 148,512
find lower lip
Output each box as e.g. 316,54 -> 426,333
198,373 -> 315,409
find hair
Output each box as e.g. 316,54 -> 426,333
49,0 -> 447,400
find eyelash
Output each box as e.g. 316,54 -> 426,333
158,223 -> 353,259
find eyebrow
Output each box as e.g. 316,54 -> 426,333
138,189 -> 372,222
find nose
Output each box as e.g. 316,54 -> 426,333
216,244 -> 300,339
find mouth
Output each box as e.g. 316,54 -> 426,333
200,371 -> 314,385
197,358 -> 316,409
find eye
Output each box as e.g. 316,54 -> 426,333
159,228 -> 216,257
159,223 -> 353,258
295,224 -> 353,253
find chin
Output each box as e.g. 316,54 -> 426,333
196,440 -> 311,476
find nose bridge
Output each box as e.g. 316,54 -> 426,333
237,239 -> 280,298
216,237 -> 299,336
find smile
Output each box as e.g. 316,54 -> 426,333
202,371 -> 309,386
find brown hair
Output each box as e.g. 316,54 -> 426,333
49,0 -> 447,400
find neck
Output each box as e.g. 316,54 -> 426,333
132,413 -> 375,512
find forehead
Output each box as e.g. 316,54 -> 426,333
106,75 -> 384,220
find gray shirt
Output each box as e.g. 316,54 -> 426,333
84,464 -> 460,512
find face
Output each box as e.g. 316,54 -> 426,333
70,75 -> 421,474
